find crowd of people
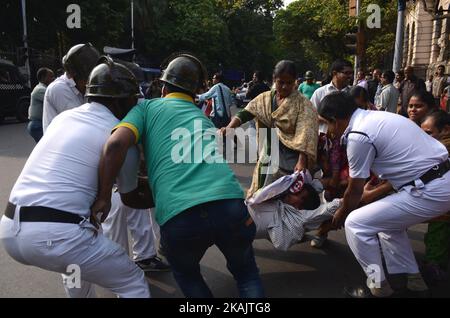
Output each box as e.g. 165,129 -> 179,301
1,42 -> 449,299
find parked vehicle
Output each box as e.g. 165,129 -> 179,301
0,59 -> 30,123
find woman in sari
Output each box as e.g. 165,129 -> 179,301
219,60 -> 318,198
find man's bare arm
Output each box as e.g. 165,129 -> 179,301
361,181 -> 393,205
332,177 -> 366,228
91,127 -> 136,220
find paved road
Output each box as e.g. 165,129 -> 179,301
0,120 -> 448,298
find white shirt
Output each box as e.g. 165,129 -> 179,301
343,108 -> 449,190
197,83 -> 233,118
310,82 -> 351,109
42,73 -> 85,133
10,102 -> 139,217
376,84 -> 399,113
357,79 -> 368,91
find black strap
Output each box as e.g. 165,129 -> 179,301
399,160 -> 450,190
346,131 -> 378,157
216,84 -> 230,122
4,202 -> 84,224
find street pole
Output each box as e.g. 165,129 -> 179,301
393,0 -> 406,72
131,0 -> 135,50
21,0 -> 31,88
354,0 -> 360,82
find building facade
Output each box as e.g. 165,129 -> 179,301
403,0 -> 450,78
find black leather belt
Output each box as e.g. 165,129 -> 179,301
399,160 -> 450,190
4,202 -> 84,224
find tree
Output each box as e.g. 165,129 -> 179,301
1,0 -> 398,81
274,0 -> 398,75
215,0 -> 283,79
360,0 -> 397,69
134,0 -> 282,79
133,0 -> 231,73
1,0 -> 130,62
274,0 -> 353,75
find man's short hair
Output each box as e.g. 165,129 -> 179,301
373,68 -> 382,74
349,85 -> 370,103
37,68 -> 51,82
382,70 -> 395,84
426,110 -> 450,132
302,184 -> 321,210
437,65 -> 445,70
318,91 -> 358,122
163,82 -> 195,99
330,59 -> 353,74
214,72 -> 223,82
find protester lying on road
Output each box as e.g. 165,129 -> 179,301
246,171 -> 341,251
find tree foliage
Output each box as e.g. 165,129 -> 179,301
1,0 -> 398,80
360,0 -> 398,68
274,0 -> 398,75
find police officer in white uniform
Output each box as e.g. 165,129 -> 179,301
317,92 -> 450,298
0,57 -> 151,298
103,191 -> 170,272
43,44 -> 164,271
42,43 -> 100,132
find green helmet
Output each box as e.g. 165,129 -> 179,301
85,56 -> 140,98
160,53 -> 207,94
63,43 -> 100,81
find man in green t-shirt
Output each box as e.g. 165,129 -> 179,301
92,54 -> 264,298
298,71 -> 320,100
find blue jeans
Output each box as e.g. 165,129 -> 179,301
160,198 -> 264,298
27,120 -> 43,143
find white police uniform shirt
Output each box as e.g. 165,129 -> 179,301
342,108 -> 450,285
10,102 -> 139,218
42,73 -> 85,133
343,108 -> 448,190
310,82 -> 351,109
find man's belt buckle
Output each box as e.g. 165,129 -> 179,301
432,165 -> 439,171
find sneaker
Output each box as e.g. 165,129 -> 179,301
136,256 -> 171,272
310,234 -> 328,248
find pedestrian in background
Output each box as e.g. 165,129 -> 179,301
27,68 -> 54,142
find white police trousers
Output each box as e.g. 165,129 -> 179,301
102,191 -> 159,261
0,207 -> 151,298
345,170 -> 450,283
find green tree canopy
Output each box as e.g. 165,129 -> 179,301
1,0 -> 398,81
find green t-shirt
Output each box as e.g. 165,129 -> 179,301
118,93 -> 244,226
299,82 -> 320,100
